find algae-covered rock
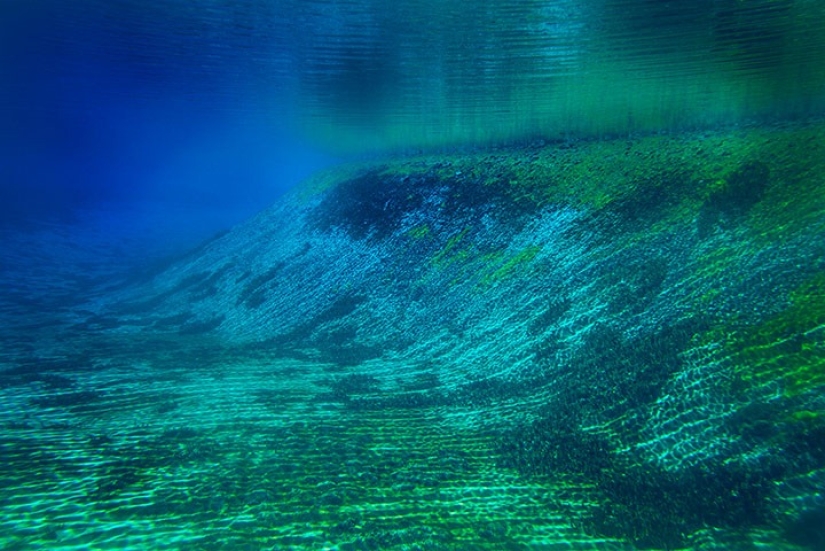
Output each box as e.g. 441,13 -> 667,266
90,120 -> 825,549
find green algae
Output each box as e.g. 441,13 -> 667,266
789,409 -> 825,424
406,224 -> 432,240
722,270 -> 825,397
304,120 -> 825,248
427,227 -> 543,288
430,227 -> 471,267
10,121 -> 825,551
479,245 -> 543,287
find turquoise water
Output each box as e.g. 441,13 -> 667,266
4,124 -> 825,550
2,2 -> 825,550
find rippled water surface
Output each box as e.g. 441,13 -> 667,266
9,0 -> 824,152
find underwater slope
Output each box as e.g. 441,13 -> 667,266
101,120 -> 825,545
4,121 -> 825,550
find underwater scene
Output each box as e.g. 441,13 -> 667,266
2,1 -> 825,550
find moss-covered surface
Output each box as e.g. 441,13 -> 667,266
303,120 -> 825,245
721,270 -> 825,397
4,119 -> 825,550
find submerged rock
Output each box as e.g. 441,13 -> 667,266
88,120 -> 825,549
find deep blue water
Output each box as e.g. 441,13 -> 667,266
1,1 -> 332,245
3,0 -> 823,245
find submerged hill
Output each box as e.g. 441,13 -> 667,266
5,121 -> 825,550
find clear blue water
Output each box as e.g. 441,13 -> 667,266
3,0 -> 823,230
2,2 -> 825,550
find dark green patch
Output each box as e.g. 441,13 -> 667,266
602,170 -> 695,230
724,401 -> 785,443
332,373 -> 382,395
698,160 -> 770,236
784,508 -> 825,551
499,417 -> 777,549
314,170 -> 431,240
440,168 -> 543,222
781,417 -> 825,472
155,401 -> 180,414
253,389 -> 305,409
314,373 -> 384,406
93,461 -> 144,500
500,307 -> 825,549
584,461 -> 775,549
3,355 -> 97,378
88,433 -> 114,447
536,320 -> 699,417
315,295 -> 367,326
498,409 -> 613,479
339,389 -> 446,411
0,436 -> 84,488
315,369 -> 450,411
314,164 -> 543,242
0,367 -> 78,390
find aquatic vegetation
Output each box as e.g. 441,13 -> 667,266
5,121 -> 825,550
314,169 -> 431,240
430,226 -> 471,267
479,244 -> 542,286
698,160 -> 770,237
405,224 -> 431,240
725,270 -> 825,397
789,409 -> 824,423
499,406 -> 776,550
